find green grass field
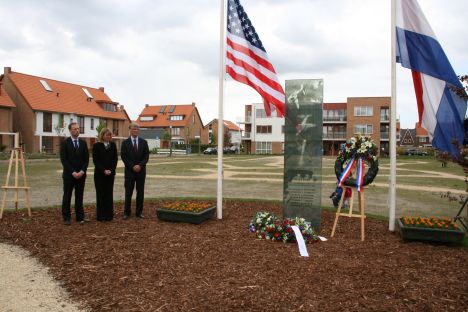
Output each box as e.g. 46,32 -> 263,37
0,154 -> 466,219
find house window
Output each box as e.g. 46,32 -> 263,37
102,103 -> 117,112
354,106 -> 373,116
171,127 -> 180,136
256,125 -> 272,134
140,116 -> 154,121
169,115 -> 184,121
380,108 -> 389,121
256,109 -> 267,118
113,120 -> 119,136
90,118 -> 95,130
58,114 -> 65,128
77,116 -> 85,134
255,141 -> 272,154
43,113 -> 52,132
354,124 -> 373,135
39,80 -> 53,92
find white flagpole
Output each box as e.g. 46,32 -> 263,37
217,0 -> 226,219
389,0 -> 397,231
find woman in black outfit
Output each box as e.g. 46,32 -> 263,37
93,128 -> 118,221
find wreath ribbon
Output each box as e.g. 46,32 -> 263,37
338,156 -> 366,192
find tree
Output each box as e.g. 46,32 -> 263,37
223,129 -> 231,147
96,121 -> 106,138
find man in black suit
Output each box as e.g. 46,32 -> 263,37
121,122 -> 149,219
60,122 -> 89,225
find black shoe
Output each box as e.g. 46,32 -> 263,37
64,220 -> 71,226
136,214 -> 144,219
123,214 -> 129,220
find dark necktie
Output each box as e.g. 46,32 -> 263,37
73,140 -> 78,149
133,139 -> 138,153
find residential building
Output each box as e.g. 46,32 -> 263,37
400,123 -> 431,148
136,103 -> 207,148
2,67 -> 131,153
205,119 -> 242,146
0,79 -> 15,150
242,97 -> 399,155
241,103 -> 284,154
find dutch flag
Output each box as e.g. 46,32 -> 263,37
396,0 -> 467,158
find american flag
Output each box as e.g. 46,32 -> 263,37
226,0 -> 285,117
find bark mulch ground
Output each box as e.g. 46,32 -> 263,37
0,200 -> 467,312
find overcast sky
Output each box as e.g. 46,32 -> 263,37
0,0 -> 466,128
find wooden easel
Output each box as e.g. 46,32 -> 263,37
331,187 -> 366,241
0,133 -> 31,220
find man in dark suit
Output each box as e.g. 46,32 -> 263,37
60,122 -> 89,225
121,122 -> 149,219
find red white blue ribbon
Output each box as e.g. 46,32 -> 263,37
355,158 -> 365,192
338,158 -> 356,188
339,156 -> 366,192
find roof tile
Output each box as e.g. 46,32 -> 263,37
9,72 -> 128,120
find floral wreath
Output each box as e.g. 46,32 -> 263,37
334,135 -> 379,190
248,212 -> 318,244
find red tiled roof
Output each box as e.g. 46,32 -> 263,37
137,104 -> 197,127
415,123 -> 429,136
8,71 -> 128,120
0,84 -> 15,108
224,120 -> 240,131
206,119 -> 241,131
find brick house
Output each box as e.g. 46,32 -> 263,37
136,103 -> 208,148
400,123 -> 431,147
2,67 -> 131,153
0,79 -> 15,151
205,119 -> 241,146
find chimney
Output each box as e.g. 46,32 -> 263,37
145,104 -> 149,107
120,105 -> 124,110
192,102 -> 195,106
99,87 -> 104,92
4,67 -> 11,75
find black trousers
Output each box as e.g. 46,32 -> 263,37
94,174 -> 115,221
124,175 -> 145,216
62,176 -> 86,221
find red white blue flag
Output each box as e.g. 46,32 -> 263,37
396,0 -> 467,158
226,0 -> 285,117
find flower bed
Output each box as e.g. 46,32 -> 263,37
249,211 -> 318,243
156,201 -> 216,224
398,217 -> 465,244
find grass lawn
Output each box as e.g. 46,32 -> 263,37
0,154 -> 466,219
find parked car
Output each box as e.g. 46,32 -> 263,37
405,148 -> 428,156
203,147 -> 217,155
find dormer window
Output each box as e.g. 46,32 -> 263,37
82,88 -> 93,100
102,103 -> 117,112
40,80 -> 53,92
169,115 -> 183,121
140,116 -> 155,121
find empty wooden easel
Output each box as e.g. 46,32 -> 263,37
331,187 -> 366,241
0,133 -> 31,219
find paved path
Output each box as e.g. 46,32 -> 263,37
0,243 -> 86,312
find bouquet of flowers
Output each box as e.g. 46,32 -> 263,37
338,135 -> 378,162
249,211 -> 318,243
